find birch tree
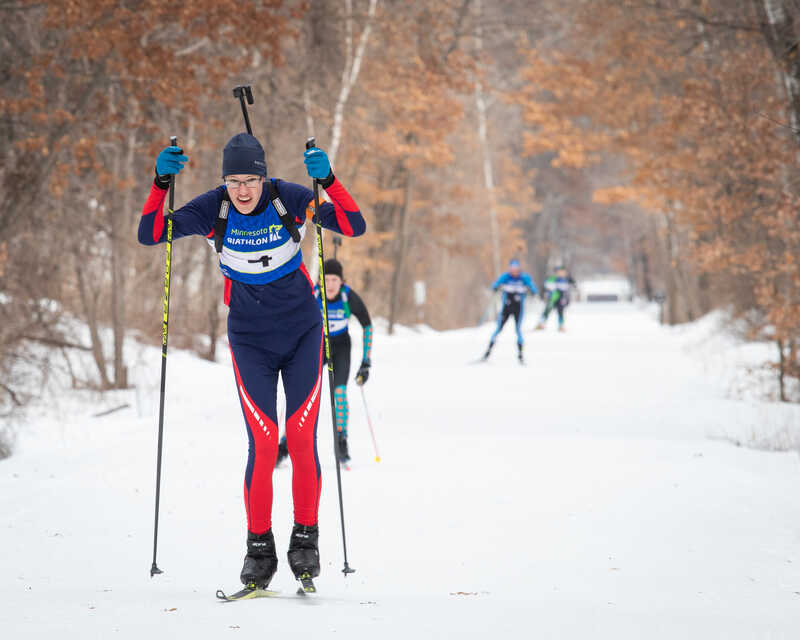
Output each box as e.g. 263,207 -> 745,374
473,0 -> 501,279
328,0 -> 379,164
306,0 -> 379,283
755,0 -> 800,147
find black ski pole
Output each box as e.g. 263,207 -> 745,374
306,136 -> 356,576
150,135 -> 178,577
233,85 -> 254,135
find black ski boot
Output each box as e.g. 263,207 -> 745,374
481,342 -> 494,361
275,436 -> 289,467
240,530 -> 278,587
337,435 -> 350,463
287,523 -> 320,580
517,343 -> 524,364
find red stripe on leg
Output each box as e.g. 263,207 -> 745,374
285,331 -> 324,526
299,262 -> 314,290
231,348 -> 278,534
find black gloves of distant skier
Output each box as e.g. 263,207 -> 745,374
356,358 -> 371,385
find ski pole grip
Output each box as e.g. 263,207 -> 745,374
233,86 -> 254,135
233,85 -> 253,104
305,137 -> 315,150
168,136 -> 177,214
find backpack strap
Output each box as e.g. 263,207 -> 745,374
341,285 -> 351,318
265,179 -> 302,243
212,179 -> 301,254
213,191 -> 231,253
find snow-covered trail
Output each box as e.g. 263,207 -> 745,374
2,303 -> 799,639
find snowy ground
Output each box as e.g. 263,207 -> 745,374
2,302 -> 799,639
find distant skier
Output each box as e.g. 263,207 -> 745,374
482,259 -> 538,363
536,266 -> 576,331
276,258 -> 372,465
137,133 -> 365,594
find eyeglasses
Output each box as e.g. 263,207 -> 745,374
225,177 -> 263,190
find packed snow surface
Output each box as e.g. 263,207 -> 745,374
2,303 -> 799,639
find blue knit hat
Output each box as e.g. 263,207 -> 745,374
222,133 -> 267,178
509,258 -> 520,268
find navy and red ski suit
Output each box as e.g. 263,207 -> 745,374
138,174 -> 365,534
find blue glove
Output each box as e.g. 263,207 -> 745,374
156,145 -> 188,176
303,147 -> 331,180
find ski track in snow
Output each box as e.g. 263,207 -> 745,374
2,303 -> 799,639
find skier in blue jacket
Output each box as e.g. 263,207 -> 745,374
482,259 -> 538,363
138,133 -> 365,592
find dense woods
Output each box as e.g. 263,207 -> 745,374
2,0 -> 799,431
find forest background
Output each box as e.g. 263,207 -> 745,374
2,0 -> 800,445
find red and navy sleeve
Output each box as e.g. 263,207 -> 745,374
275,176 -> 366,237
137,180 -> 221,246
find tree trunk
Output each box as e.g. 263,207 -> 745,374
662,212 -> 682,325
75,257 -> 110,389
777,338 -> 787,402
303,82 -> 315,139
662,210 -> 702,324
474,0 -> 501,278
109,130 -> 136,389
307,0 -> 378,285
328,0 -> 378,164
387,168 -> 413,335
203,247 -> 220,361
639,249 -> 653,300
757,0 -> 800,147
